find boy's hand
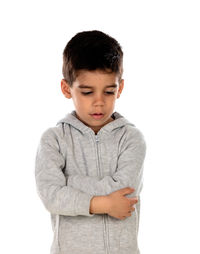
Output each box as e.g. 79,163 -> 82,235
106,187 -> 138,220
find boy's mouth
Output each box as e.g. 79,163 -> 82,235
90,113 -> 104,119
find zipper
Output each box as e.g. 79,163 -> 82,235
95,134 -> 110,254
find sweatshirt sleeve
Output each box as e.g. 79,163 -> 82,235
67,127 -> 146,197
35,128 -> 95,217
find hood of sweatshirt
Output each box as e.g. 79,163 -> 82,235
56,110 -> 135,135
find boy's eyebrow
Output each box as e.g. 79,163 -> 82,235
78,84 -> 118,89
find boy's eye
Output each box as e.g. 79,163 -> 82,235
81,91 -> 115,95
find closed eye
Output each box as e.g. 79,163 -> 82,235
81,92 -> 115,95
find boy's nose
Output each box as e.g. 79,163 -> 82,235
93,95 -> 105,105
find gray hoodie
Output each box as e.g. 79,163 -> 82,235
35,110 -> 146,254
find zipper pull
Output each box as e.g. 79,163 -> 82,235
95,135 -> 99,142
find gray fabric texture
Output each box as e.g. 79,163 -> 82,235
35,110 -> 146,254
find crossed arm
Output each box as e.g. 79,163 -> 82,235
35,127 -> 146,217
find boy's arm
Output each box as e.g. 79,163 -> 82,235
35,128 -> 97,217
67,128 -> 146,197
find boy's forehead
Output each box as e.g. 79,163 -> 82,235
74,69 -> 119,88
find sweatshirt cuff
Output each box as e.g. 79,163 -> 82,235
75,191 -> 95,217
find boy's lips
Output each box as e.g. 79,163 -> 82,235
91,113 -> 104,115
90,113 -> 104,120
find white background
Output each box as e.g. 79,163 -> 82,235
0,0 -> 199,253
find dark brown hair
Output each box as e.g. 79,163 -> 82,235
62,30 -> 123,87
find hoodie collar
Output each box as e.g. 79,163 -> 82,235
56,110 -> 135,135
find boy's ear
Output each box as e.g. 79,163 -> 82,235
117,79 -> 124,99
61,79 -> 72,99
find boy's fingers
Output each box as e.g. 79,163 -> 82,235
129,197 -> 138,204
121,187 -> 135,195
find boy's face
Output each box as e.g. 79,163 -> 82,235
61,69 -> 124,134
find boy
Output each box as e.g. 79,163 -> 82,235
35,30 -> 146,254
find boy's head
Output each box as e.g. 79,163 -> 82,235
61,30 -> 124,134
